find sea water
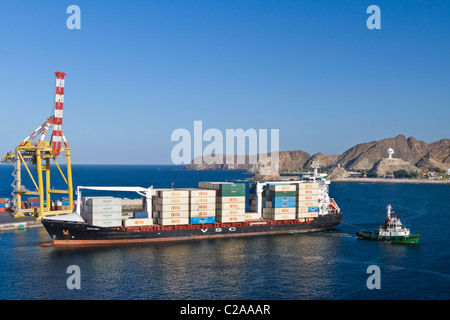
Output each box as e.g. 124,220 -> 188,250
0,165 -> 448,300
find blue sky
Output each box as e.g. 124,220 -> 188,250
0,0 -> 449,164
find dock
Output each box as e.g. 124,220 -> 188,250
0,214 -> 42,232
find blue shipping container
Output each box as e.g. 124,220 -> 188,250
270,196 -> 296,203
0,203 -> 4,208
62,201 -> 70,206
272,202 -> 296,208
308,206 -> 319,212
190,216 -> 216,224
134,212 -> 148,219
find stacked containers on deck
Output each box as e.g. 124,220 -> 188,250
265,184 -> 296,220
296,183 -> 320,219
188,189 -> 216,224
199,182 -> 246,223
81,197 -> 122,227
0,198 -> 12,212
154,189 -> 189,226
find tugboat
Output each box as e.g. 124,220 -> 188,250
356,204 -> 420,244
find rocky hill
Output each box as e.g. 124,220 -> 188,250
184,135 -> 450,176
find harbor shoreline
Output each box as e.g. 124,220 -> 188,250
330,178 -> 450,185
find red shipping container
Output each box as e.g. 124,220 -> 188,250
0,208 -> 5,212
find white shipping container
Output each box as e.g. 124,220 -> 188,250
296,194 -> 319,201
264,207 -> 296,214
266,213 -> 296,220
156,197 -> 189,205
85,197 -> 122,206
190,197 -> 216,204
296,183 -> 320,190
190,203 -> 216,211
245,212 -> 260,220
84,205 -> 122,214
123,218 -> 153,227
189,210 -> 216,218
296,189 -> 319,195
216,196 -> 245,203
216,215 -> 245,223
157,217 -> 189,226
297,207 -> 309,213
87,218 -> 122,228
217,202 -> 245,210
155,204 -> 189,211
82,210 -> 122,221
297,200 -> 319,208
189,189 -> 216,197
268,184 -> 296,192
216,208 -> 245,216
82,196 -> 113,206
156,189 -> 189,198
297,212 -> 319,218
156,210 -> 189,218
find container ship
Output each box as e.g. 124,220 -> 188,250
42,174 -> 342,247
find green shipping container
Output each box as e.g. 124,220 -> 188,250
217,189 -> 246,197
217,183 -> 245,190
267,190 -> 296,197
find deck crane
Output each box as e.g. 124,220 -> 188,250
0,72 -> 73,218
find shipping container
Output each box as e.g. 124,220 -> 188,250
155,197 -> 189,205
270,202 -> 296,208
296,189 -> 319,195
86,218 -> 122,228
190,216 -> 216,224
188,189 -> 216,198
264,207 -> 296,214
189,197 -> 216,204
216,208 -> 245,216
155,204 -> 189,211
123,218 -> 153,227
82,196 -> 114,206
297,212 -> 319,219
189,210 -> 216,218
216,215 -> 245,223
216,196 -> 245,203
297,200 -> 319,208
267,196 -> 296,203
190,203 -> 216,211
297,194 -> 319,201
86,197 -> 122,206
82,211 -> 122,221
133,211 -> 148,219
244,212 -> 260,220
84,205 -> 122,214
267,190 -> 296,197
156,189 -> 189,198
296,183 -> 320,190
157,217 -> 189,226
216,202 -> 245,210
268,184 -> 296,192
266,213 -> 296,220
156,210 -> 189,218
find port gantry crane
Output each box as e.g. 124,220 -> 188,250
0,72 -> 73,218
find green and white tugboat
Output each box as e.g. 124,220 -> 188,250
357,204 -> 420,244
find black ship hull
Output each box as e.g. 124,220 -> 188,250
42,213 -> 342,246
